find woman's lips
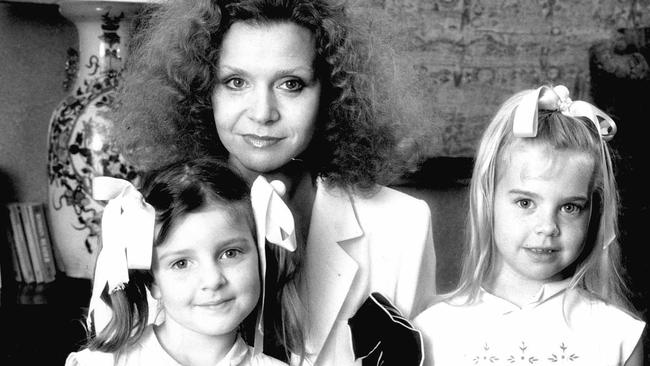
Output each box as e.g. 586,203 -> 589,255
242,134 -> 282,148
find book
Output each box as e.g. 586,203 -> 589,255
16,203 -> 45,283
30,203 -> 57,282
6,204 -> 36,283
5,226 -> 23,282
41,205 -> 66,273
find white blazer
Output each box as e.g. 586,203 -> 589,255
296,180 -> 436,365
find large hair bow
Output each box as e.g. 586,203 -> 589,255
513,85 -> 617,141
250,175 -> 297,353
88,176 -> 156,334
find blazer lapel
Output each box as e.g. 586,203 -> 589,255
301,180 -> 363,356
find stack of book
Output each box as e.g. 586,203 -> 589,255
4,202 -> 61,284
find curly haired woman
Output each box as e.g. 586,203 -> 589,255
112,0 -> 436,364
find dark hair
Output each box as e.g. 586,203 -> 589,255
112,0 -> 402,191
86,157 -> 256,352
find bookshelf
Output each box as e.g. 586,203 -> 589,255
0,200 -> 90,363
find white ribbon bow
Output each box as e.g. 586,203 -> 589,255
513,85 -> 617,141
88,176 -> 155,334
512,85 -> 617,249
250,175 -> 297,353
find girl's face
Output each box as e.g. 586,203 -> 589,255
491,143 -> 594,290
212,21 -> 321,180
150,204 -> 259,339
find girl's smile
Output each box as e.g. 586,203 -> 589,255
523,246 -> 561,263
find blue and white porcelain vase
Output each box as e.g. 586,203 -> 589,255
47,0 -> 145,279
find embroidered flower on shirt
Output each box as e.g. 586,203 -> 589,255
473,343 -> 500,364
548,342 -> 579,363
507,341 -> 539,364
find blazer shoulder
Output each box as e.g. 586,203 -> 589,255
351,185 -> 432,238
355,185 -> 431,213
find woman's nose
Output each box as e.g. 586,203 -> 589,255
248,87 -> 280,124
534,211 -> 560,237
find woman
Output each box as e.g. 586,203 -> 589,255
113,0 -> 436,364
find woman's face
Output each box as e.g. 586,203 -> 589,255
211,21 -> 321,180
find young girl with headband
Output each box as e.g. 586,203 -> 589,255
414,85 -> 645,366
65,157 -> 294,365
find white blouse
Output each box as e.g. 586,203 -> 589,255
414,281 -> 645,366
66,325 -> 287,366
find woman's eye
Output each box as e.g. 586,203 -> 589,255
516,199 -> 532,209
225,78 -> 246,89
171,259 -> 189,270
279,79 -> 304,91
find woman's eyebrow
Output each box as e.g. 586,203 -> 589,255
218,65 -> 315,78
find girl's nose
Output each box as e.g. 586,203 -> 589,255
201,263 -> 227,290
248,87 -> 280,124
534,212 -> 560,237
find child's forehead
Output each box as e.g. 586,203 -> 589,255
155,201 -> 255,236
199,200 -> 255,227
154,202 -> 257,254
498,141 -> 596,180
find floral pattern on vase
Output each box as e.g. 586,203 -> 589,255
47,1 -> 144,279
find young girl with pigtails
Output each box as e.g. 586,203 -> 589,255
65,157 -> 294,366
414,85 -> 645,366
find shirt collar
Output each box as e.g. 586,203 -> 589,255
148,326 -> 252,366
479,278 -> 572,314
217,336 -> 251,366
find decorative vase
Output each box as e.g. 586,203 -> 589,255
47,0 -> 146,279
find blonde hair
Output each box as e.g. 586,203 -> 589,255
450,88 -> 637,316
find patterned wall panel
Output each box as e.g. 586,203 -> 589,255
351,0 -> 650,157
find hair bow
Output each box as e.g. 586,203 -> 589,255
513,85 -> 617,141
88,176 -> 155,334
250,175 -> 297,353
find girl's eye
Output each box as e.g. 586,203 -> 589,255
516,199 -> 533,209
220,249 -> 241,260
225,78 -> 247,89
279,79 -> 304,91
171,259 -> 189,270
562,203 -> 583,215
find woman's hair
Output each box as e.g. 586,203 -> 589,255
112,0 -> 405,191
86,157 -> 257,352
452,88 -> 636,315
